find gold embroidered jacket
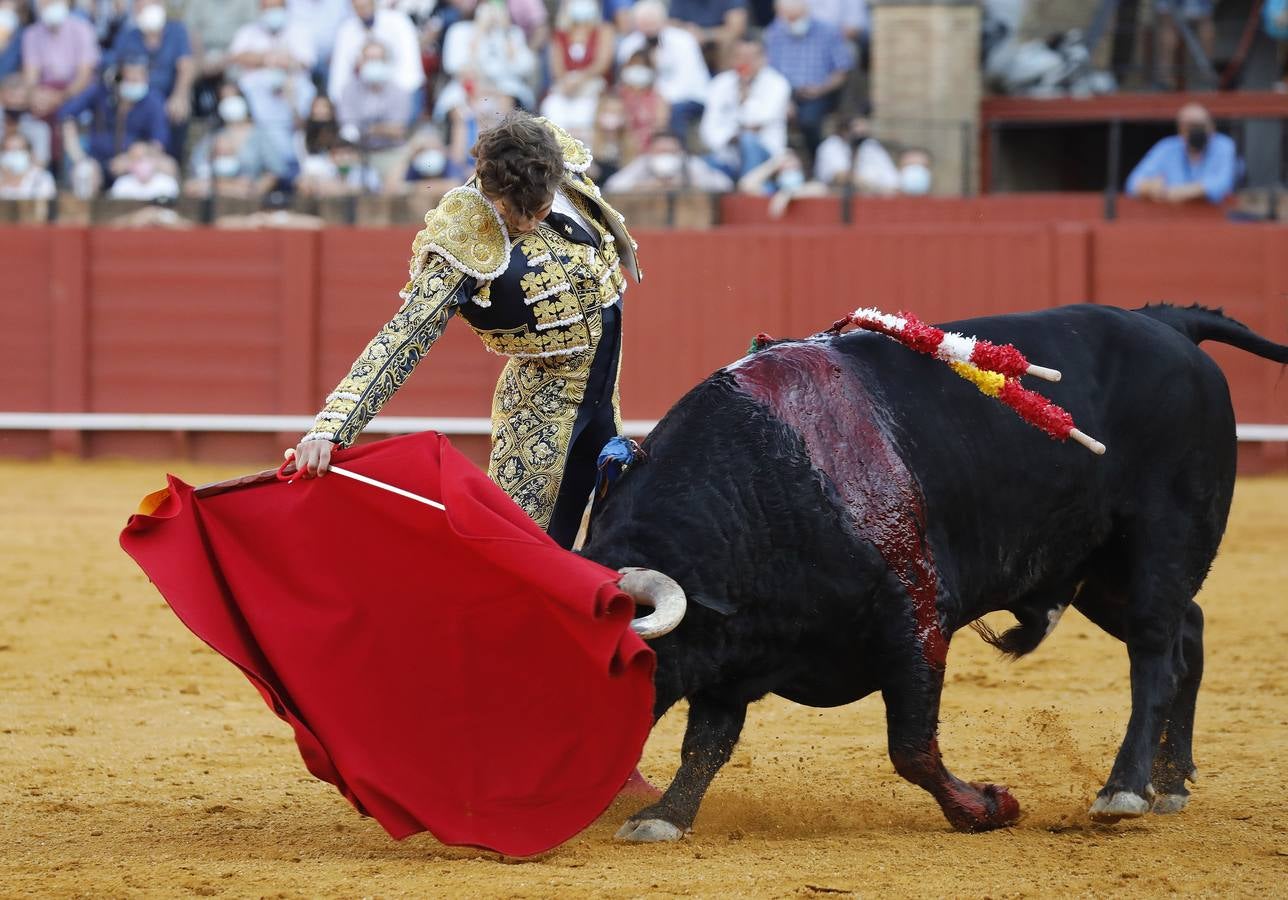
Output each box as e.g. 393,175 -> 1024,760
303,120 -> 640,529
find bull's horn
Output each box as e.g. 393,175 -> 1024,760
618,567 -> 687,640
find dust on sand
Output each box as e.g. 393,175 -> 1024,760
1,459 -> 1286,898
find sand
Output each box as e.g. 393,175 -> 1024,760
1,458 -> 1286,899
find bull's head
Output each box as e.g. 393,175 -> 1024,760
617,567 -> 687,640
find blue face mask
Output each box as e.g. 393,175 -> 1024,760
119,81 -> 149,103
261,7 -> 289,32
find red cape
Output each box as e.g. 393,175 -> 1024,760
120,432 -> 655,857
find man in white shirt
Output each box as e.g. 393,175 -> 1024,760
700,40 -> 790,179
230,0 -> 317,161
617,0 -> 710,140
604,130 -> 733,192
813,109 -> 897,193
287,0 -> 354,78
328,0 -> 424,111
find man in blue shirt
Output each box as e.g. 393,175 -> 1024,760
61,56 -> 170,185
106,0 -> 193,156
762,0 -> 854,157
1126,103 -> 1238,205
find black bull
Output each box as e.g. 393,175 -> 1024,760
583,303 -> 1288,840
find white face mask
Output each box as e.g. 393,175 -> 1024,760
787,17 -> 809,36
620,65 -> 654,89
119,80 -> 149,102
648,152 -> 682,178
412,148 -> 446,177
1,148 -> 31,174
359,59 -> 392,85
261,6 -> 289,32
41,2 -> 70,27
212,155 -> 240,178
777,168 -> 805,191
262,67 -> 287,91
899,163 -> 932,195
137,4 -> 166,32
568,0 -> 598,23
218,95 -> 249,123
0,8 -> 20,33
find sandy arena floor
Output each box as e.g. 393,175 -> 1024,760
1,458 -> 1286,898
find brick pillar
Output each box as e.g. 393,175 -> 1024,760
871,0 -> 981,195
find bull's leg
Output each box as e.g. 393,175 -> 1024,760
881,655 -> 1021,832
615,693 -> 746,842
1087,558 -> 1193,823
1150,601 -> 1204,814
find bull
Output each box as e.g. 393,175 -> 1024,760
599,303 -> 1288,840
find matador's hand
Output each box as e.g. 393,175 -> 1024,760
285,440 -> 334,478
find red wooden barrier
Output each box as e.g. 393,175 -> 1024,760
1,222 -> 1285,468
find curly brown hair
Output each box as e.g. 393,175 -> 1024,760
472,113 -> 565,219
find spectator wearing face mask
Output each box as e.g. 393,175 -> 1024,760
737,147 -> 826,217
105,1 -> 194,157
231,0 -> 317,166
1,75 -> 53,167
0,0 -> 24,81
383,123 -> 465,194
296,136 -> 382,196
603,129 -> 732,192
763,0 -> 854,156
813,107 -> 897,194
446,82 -> 515,172
668,0 -> 748,73
616,0 -> 710,140
539,0 -> 614,136
23,0 -> 101,120
1127,103 -> 1238,205
108,138 -> 179,199
186,84 -> 291,196
614,50 -> 669,160
700,39 -> 789,181
298,93 -> 338,163
0,130 -> 56,198
60,57 -> 169,194
336,38 -> 411,176
172,0 -> 258,111
589,92 -> 627,179
436,1 -> 536,120
329,0 -> 424,116
895,147 -> 932,196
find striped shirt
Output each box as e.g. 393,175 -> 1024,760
762,18 -> 855,90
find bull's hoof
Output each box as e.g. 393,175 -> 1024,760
1089,791 -> 1151,823
1151,792 -> 1189,815
614,818 -> 685,843
946,783 -> 1022,832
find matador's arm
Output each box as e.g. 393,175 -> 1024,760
302,253 -> 477,447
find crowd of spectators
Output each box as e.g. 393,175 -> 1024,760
0,0 -> 950,212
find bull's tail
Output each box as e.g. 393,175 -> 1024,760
1137,303 -> 1288,363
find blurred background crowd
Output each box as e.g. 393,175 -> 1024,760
0,0 -> 1283,217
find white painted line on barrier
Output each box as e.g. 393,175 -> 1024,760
0,412 -> 660,436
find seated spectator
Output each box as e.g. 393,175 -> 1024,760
895,146 -> 933,195
286,0 -> 354,83
186,83 -> 291,196
298,93 -> 339,164
446,82 -> 516,172
539,0 -> 614,136
699,39 -> 790,180
106,0 -> 194,157
296,137 -> 381,196
737,147 -> 826,217
668,0 -> 748,72
1126,103 -> 1237,205
230,0 -> 317,166
1155,0 -> 1214,91
23,0 -> 101,120
173,0 -> 258,115
0,0 -> 23,81
589,92 -> 628,181
614,51 -> 670,161
60,57 -> 170,193
329,0 -> 424,117
813,107 -> 897,194
108,138 -> 180,199
763,0 -> 855,156
382,123 -> 467,194
336,38 -> 411,160
617,0 -> 710,140
808,0 -> 867,46
604,130 -> 732,192
0,130 -> 57,199
436,1 -> 536,119
1,75 -> 54,167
